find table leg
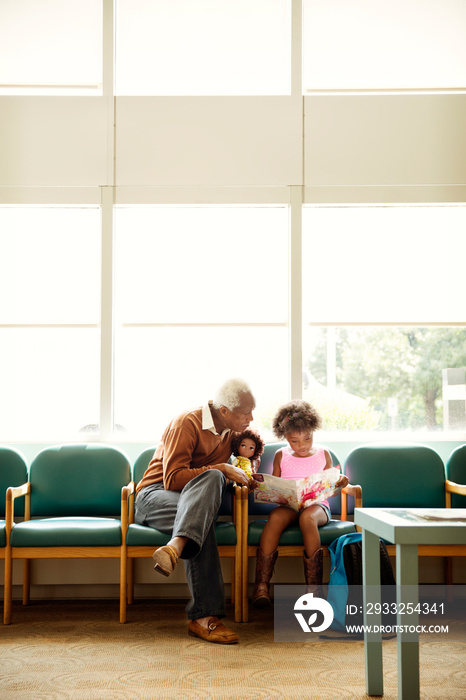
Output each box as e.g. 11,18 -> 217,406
362,528 -> 383,696
396,544 -> 419,700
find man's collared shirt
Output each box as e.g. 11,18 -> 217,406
202,401 -> 229,436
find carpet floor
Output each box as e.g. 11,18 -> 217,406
0,599 -> 465,699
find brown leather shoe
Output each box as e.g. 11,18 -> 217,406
188,617 -> 239,644
152,544 -> 179,577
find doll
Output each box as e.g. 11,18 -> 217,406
230,428 -> 264,479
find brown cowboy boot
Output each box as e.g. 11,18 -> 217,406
252,548 -> 278,607
303,548 -> 324,599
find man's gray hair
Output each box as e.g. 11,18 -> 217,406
213,378 -> 253,411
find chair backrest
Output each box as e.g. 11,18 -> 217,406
446,444 -> 466,508
133,447 -> 157,485
344,444 -> 446,508
29,444 -> 131,517
248,442 -> 342,516
325,447 -> 342,515
0,446 -> 28,518
132,446 -> 234,515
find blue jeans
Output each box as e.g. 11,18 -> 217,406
134,469 -> 227,620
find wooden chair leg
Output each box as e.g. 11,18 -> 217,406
233,555 -> 242,623
127,558 -> 134,605
120,548 -> 127,624
3,550 -> 13,625
241,509 -> 249,622
23,559 -> 30,606
444,556 -> 453,586
444,556 -> 453,601
231,558 -> 235,605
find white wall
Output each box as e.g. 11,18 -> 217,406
2,94 -> 466,195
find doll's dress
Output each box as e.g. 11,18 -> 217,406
232,456 -> 253,478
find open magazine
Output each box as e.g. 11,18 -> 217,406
253,467 -> 341,512
388,508 -> 466,523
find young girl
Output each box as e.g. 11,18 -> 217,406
231,428 -> 264,479
252,400 -> 348,607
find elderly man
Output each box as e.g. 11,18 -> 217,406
135,378 -> 255,644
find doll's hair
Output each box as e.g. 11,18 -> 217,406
272,400 -> 322,439
231,429 -> 265,461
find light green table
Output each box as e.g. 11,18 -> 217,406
354,507 -> 466,700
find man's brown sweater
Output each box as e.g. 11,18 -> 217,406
136,405 -> 235,492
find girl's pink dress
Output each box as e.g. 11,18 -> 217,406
279,447 -> 330,508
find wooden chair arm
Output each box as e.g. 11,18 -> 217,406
446,479 -> 466,495
122,482 -> 135,499
232,483 -> 245,526
6,482 -> 30,500
232,483 -> 243,498
445,479 -> 466,507
340,483 -> 362,520
5,482 -> 30,534
121,482 -> 135,531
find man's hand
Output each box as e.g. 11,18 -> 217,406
222,464 -> 251,487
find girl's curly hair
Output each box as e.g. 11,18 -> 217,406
231,429 -> 265,461
272,400 -> 322,439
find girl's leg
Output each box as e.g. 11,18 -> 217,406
253,507 -> 298,607
260,506 -> 298,554
298,504 -> 327,558
299,505 -> 328,596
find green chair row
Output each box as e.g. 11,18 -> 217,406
0,446 -> 28,550
2,443 -> 466,626
1,444 -> 243,625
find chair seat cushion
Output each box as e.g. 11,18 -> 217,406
126,521 -> 237,547
0,520 -> 5,547
10,517 -> 122,547
126,524 -> 171,547
215,521 -> 237,546
248,518 -> 356,547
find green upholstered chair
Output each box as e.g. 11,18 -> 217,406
242,443 -> 361,622
444,445 -> 466,582
4,444 -> 130,624
343,443 -> 462,582
344,443 -> 446,510
120,447 -> 243,624
446,445 -> 466,508
1,447 -> 29,626
1,447 -> 28,554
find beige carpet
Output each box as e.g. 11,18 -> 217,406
0,599 -> 465,699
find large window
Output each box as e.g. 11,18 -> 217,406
0,206 -> 101,440
113,205 -> 289,438
116,0 -> 291,95
302,206 -> 466,433
2,3 -> 465,444
303,0 -> 466,91
0,0 -> 102,95
2,203 -> 465,441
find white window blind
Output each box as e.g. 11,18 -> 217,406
0,0 -> 102,94
302,205 -> 466,323
116,0 -> 291,95
303,0 -> 466,90
113,205 -> 289,437
0,206 -> 101,439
